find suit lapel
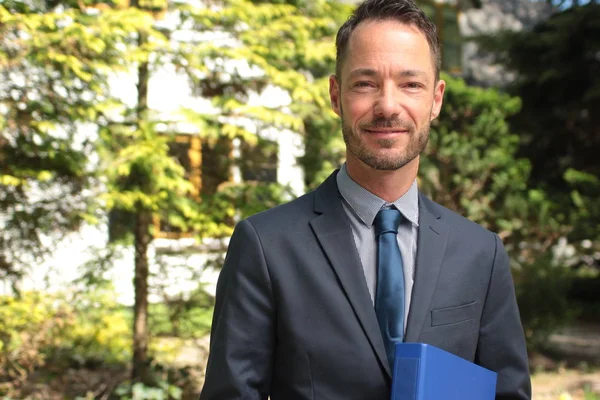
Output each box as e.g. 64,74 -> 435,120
309,172 -> 392,378
405,194 -> 449,342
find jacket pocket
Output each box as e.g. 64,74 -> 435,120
431,301 -> 477,327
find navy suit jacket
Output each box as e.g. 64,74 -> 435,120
201,171 -> 531,400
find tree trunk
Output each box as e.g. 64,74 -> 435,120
132,211 -> 152,383
131,9 -> 151,382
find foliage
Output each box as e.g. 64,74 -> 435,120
477,3 -> 600,187
0,2 -> 153,286
180,0 -> 353,190
0,292 -> 58,386
96,0 -> 355,376
113,363 -> 201,400
472,3 -> 600,337
475,3 -> 600,267
0,0 -> 352,262
98,121 -> 231,240
204,181 -> 296,222
514,254 -> 578,350
183,0 -> 350,122
3,0 -> 346,380
584,386 -> 600,400
563,169 -> 600,269
46,286 -> 132,367
119,296 -> 214,339
93,0 -> 350,375
151,306 -> 212,341
0,288 -> 131,395
301,113 -> 346,190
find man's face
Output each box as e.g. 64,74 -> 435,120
329,19 -> 445,171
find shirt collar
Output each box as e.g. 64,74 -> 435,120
336,163 -> 419,228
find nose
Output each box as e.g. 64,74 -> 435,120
374,84 -> 401,119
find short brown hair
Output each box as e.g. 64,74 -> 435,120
335,0 -> 442,81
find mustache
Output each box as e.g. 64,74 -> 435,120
359,118 -> 414,131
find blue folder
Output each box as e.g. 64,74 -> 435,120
391,343 -> 497,400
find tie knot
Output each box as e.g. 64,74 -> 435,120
374,208 -> 402,237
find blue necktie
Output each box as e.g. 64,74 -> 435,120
374,208 -> 405,370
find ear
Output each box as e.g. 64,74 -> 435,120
329,75 -> 341,117
430,79 -> 446,121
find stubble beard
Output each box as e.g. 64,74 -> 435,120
341,115 -> 430,171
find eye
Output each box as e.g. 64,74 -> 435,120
353,81 -> 374,88
404,82 -> 424,90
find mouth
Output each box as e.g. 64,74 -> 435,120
363,128 -> 409,136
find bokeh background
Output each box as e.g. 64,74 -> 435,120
0,0 -> 598,398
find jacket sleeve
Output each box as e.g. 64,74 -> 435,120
200,219 -> 275,400
476,233 -> 532,400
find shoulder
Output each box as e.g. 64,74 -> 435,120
243,189 -> 316,232
420,193 -> 502,251
233,170 -> 340,243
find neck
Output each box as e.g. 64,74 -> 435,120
345,155 -> 419,203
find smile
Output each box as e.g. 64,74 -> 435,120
363,129 -> 409,135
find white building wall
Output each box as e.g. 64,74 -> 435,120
22,222 -> 226,306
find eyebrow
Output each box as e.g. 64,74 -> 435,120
348,68 -> 428,80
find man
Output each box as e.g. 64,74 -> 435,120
200,0 -> 531,399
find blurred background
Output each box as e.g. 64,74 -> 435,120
0,0 -> 598,398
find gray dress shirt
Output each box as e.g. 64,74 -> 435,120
336,164 -> 419,332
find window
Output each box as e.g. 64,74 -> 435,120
108,132 -> 280,241
171,135 -> 202,199
240,137 -> 278,183
201,137 -> 233,195
153,134 -> 232,239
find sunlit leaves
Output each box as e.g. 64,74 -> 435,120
0,2 -> 155,277
179,0 -> 351,132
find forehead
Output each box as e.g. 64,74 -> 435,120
343,19 -> 434,78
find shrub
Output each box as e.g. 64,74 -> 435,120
514,253 -> 578,351
47,286 -> 132,367
0,292 -> 60,384
0,286 -> 131,393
